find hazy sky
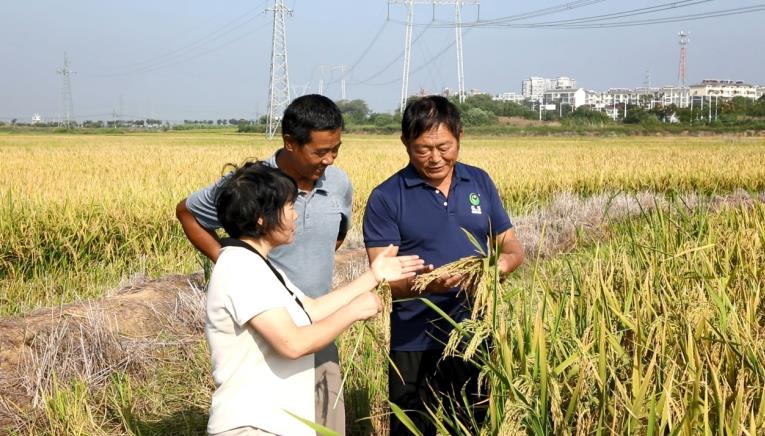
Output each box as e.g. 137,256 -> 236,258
1,0 -> 763,122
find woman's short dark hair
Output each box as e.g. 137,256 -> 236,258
281,94 -> 344,146
401,95 -> 462,145
215,161 -> 298,239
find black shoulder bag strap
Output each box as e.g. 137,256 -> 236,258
220,238 -> 312,324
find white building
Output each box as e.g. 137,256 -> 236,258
758,86 -> 765,99
554,76 -> 577,89
522,76 -> 578,100
543,88 -> 587,108
522,77 -> 547,100
493,92 -> 525,103
660,86 -> 691,108
690,80 -> 759,99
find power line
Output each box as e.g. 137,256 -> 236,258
349,21 -> 434,86
361,27 -> 473,87
387,0 -> 607,27
323,19 -> 390,88
458,1 -> 765,29
87,1 -> 270,77
530,4 -> 765,28
496,0 -> 714,27
384,0 -> 764,29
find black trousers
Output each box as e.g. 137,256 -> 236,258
388,349 -> 486,436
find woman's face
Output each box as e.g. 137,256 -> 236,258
265,201 -> 298,247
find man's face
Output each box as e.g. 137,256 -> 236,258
286,129 -> 342,182
404,123 -> 461,185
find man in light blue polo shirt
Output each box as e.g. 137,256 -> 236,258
175,94 -> 352,434
363,95 -> 524,435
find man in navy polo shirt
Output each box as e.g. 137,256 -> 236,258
363,95 -> 524,435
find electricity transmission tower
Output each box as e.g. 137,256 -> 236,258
57,53 -> 75,128
266,0 -> 292,139
318,64 -> 347,100
389,0 -> 479,113
678,31 -> 689,87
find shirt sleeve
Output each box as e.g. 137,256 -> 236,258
223,261 -> 287,327
483,172 -> 513,236
339,178 -> 353,238
185,175 -> 229,230
363,188 -> 401,248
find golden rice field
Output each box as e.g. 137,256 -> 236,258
2,131 -> 765,435
2,132 -> 764,316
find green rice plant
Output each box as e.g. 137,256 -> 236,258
407,198 -> 765,435
43,376 -> 109,436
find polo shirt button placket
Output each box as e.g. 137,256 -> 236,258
433,188 -> 448,209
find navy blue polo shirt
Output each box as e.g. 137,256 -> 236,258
363,162 -> 513,351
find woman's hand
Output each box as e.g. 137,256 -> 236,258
351,291 -> 383,321
371,244 -> 425,284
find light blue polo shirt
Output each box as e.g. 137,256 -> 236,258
363,162 -> 512,351
185,150 -> 352,298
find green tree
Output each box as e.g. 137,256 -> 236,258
462,107 -> 496,126
370,113 -> 395,127
336,99 -> 370,124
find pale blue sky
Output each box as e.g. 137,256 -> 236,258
1,0 -> 763,122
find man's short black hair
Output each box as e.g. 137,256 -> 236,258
215,161 -> 298,239
281,94 -> 344,146
401,95 -> 462,145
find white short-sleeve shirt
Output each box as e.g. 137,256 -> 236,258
205,245 -> 314,435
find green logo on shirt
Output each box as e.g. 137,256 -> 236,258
469,193 -> 482,214
469,193 -> 480,206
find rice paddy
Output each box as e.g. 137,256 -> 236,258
1,131 -> 765,434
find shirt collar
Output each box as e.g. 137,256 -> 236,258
267,149 -> 328,194
402,162 -> 470,188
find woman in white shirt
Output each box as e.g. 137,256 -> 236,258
205,162 -> 423,436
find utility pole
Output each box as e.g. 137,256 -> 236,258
57,52 -> 75,128
624,95 -> 628,119
389,0 -> 479,113
538,98 -> 543,121
266,0 -> 292,139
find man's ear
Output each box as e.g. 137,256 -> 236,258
458,129 -> 464,141
283,134 -> 298,152
400,134 -> 407,148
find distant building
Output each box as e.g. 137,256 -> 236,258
32,113 -> 42,124
690,80 -> 758,99
659,86 -> 690,108
468,88 -> 488,97
522,76 -> 578,100
493,92 -> 525,103
554,76 -> 577,89
543,88 -> 587,108
758,86 -> 765,99
522,77 -> 547,100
